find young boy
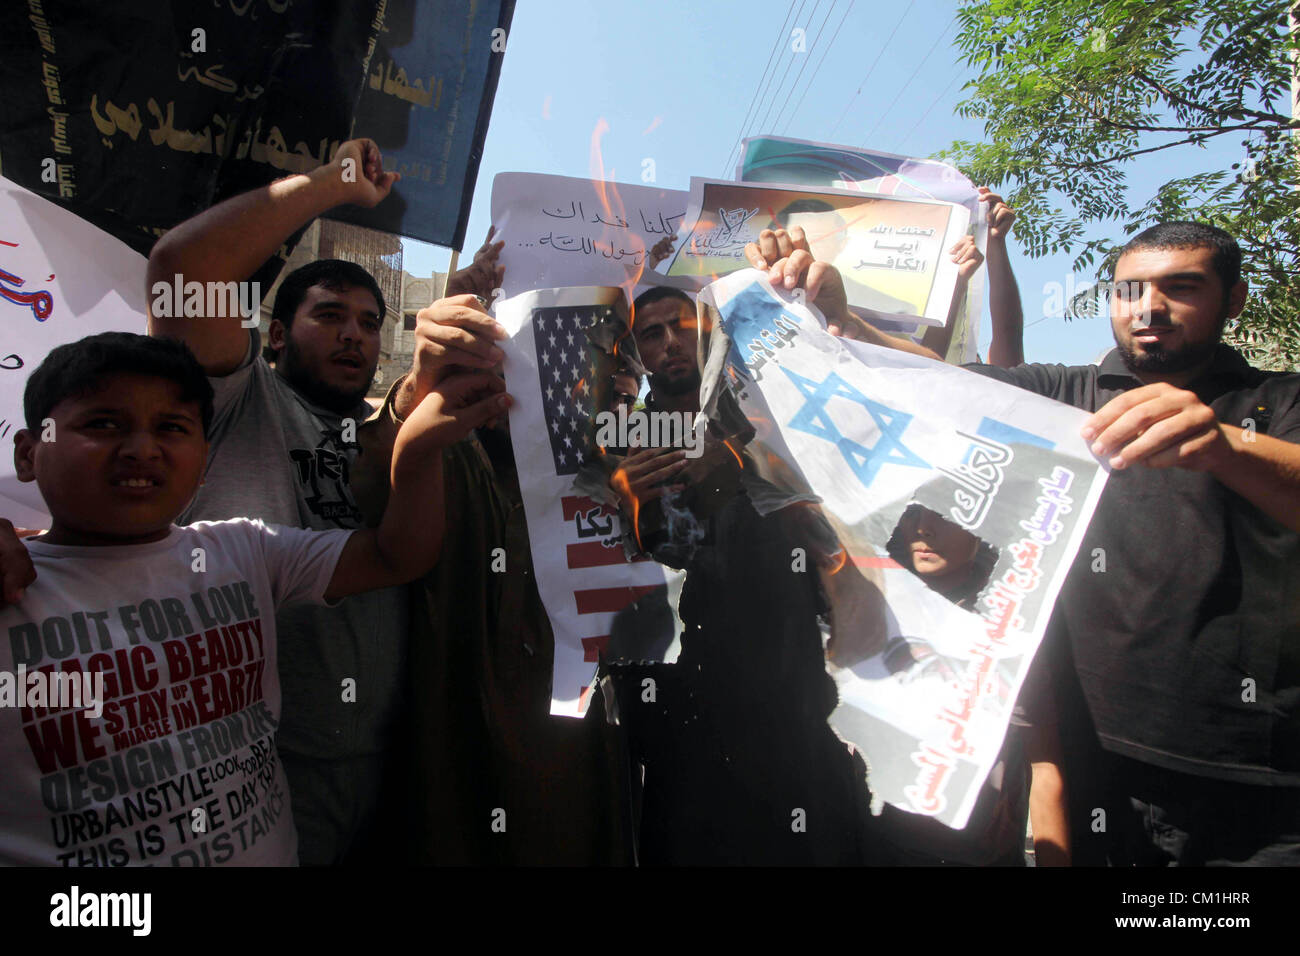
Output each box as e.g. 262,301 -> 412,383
0,332 -> 508,865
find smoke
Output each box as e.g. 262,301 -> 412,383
659,487 -> 706,561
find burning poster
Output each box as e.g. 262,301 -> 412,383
655,178 -> 970,327
694,269 -> 1108,828
495,285 -> 688,716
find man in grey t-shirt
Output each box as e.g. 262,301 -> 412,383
147,139 -> 504,863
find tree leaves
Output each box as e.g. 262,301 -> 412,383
944,0 -> 1300,369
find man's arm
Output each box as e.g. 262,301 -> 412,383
1024,720 -> 1071,866
393,232 -> 510,420
146,138 -> 398,375
323,372 -> 510,602
1209,427 -> 1300,532
919,234 -> 985,361
1084,382 -> 1300,532
0,518 -> 36,606
979,188 -> 1025,368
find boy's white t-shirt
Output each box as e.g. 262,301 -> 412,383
0,519 -> 350,867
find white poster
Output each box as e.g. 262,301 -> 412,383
496,285 -> 683,717
0,177 -> 148,527
696,269 -> 1108,828
490,172 -> 690,299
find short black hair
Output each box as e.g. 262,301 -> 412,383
24,332 -> 214,437
632,285 -> 694,319
774,198 -> 842,226
1118,222 -> 1242,297
884,504 -> 999,606
271,259 -> 386,333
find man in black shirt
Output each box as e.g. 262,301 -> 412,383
967,222 -> 1300,865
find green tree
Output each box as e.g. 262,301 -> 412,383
946,0 -> 1300,370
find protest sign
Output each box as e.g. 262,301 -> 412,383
495,285 -> 685,717
490,172 -> 689,300
2,0 -> 509,255
656,178 -> 969,327
696,269 -> 1108,828
0,177 -> 148,528
329,0 -> 515,250
740,135 -> 986,362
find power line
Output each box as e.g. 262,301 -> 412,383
752,0 -> 818,146
719,1 -> 804,176
781,0 -> 856,137
893,67 -> 965,155
827,0 -> 914,141
859,17 -> 956,148
772,0 -> 838,134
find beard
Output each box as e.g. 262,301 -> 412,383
277,338 -> 374,414
649,365 -> 701,398
1116,315 -> 1225,376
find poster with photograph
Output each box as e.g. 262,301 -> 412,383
739,135 -> 987,362
695,269 -> 1109,828
655,178 -> 970,327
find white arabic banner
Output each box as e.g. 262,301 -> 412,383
697,269 -> 1108,828
0,177 -> 148,528
490,172 -> 690,299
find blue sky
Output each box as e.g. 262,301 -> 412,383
402,0 -> 1248,366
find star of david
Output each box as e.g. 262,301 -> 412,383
780,366 -> 928,487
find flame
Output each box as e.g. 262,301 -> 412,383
588,118 -> 646,299
610,466 -> 643,552
589,118 -> 646,359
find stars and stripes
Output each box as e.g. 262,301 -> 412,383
532,305 -> 611,476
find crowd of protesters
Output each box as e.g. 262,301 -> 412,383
0,137 -> 1296,868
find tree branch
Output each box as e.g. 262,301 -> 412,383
1132,69 -> 1297,128
1054,126 -> 1268,169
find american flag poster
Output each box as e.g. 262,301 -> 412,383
496,286 -> 680,717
